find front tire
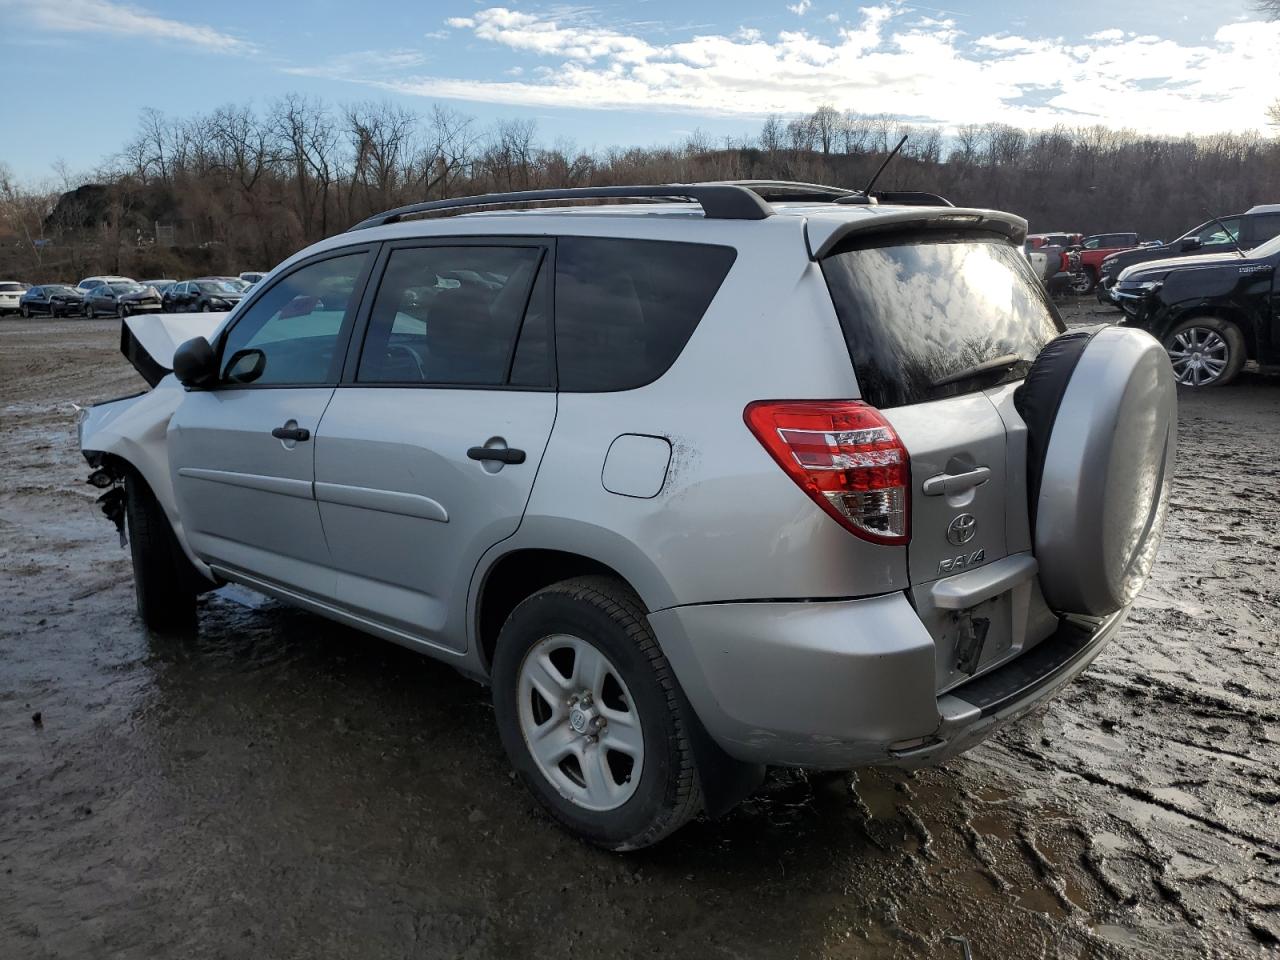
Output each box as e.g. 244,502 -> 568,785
492,576 -> 702,850
1163,317 -> 1245,388
1070,269 -> 1097,295
125,471 -> 198,632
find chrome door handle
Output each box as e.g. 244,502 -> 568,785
922,466 -> 990,496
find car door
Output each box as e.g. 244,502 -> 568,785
313,239 -> 556,650
166,247 -> 376,598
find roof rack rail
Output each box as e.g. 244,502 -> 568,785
347,184 -> 773,230
700,180 -> 860,202
705,180 -> 953,208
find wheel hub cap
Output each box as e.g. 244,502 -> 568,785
1167,327 -> 1228,386
516,635 -> 644,812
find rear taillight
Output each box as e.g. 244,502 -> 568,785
744,400 -> 910,545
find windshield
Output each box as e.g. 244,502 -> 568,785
821,233 -> 1064,408
200,281 -> 242,294
47,285 -> 76,294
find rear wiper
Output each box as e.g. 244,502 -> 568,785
931,354 -> 1025,389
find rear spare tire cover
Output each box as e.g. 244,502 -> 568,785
1017,326 -> 1176,616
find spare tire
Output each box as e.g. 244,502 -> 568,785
1015,326 -> 1176,617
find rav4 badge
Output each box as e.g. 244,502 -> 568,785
939,549 -> 986,575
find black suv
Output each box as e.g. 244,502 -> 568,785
1110,229 -> 1280,387
1098,205 -> 1280,301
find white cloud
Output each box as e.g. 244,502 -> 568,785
0,0 -> 253,53
304,6 -> 1280,135
788,1 -> 812,15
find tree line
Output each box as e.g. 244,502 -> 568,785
2,97 -> 1278,283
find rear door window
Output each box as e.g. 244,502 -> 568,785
820,233 -> 1063,409
1244,213 -> 1280,248
356,244 -> 544,386
554,237 -> 736,392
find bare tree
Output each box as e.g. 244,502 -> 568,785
811,104 -> 843,155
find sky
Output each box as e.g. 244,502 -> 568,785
1,0 -> 1277,182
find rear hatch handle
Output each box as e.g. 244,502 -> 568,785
922,466 -> 991,497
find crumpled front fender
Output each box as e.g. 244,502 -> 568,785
80,381 -> 211,579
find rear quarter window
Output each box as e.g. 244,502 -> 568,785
554,237 -> 736,391
820,233 -> 1064,409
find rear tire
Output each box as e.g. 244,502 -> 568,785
21,304 -> 30,319
1163,317 -> 1245,388
492,576 -> 703,850
125,471 -> 198,632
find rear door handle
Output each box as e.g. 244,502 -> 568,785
467,446 -> 525,464
271,425 -> 311,442
922,466 -> 990,496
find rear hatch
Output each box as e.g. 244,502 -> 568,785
820,229 -> 1064,691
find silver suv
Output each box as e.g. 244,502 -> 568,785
79,182 -> 1177,849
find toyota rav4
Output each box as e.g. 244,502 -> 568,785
78,182 -> 1177,850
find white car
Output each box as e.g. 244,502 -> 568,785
238,271 -> 268,285
76,275 -> 136,295
0,281 -> 27,315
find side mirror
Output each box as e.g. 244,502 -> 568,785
1180,237 -> 1202,252
173,336 -> 219,388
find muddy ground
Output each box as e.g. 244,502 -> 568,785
1,304 -> 1278,959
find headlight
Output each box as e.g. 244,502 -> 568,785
1138,281 -> 1162,293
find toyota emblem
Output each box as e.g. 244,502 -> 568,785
946,514 -> 977,545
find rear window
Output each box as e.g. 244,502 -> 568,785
0,283 -> 23,292
821,233 -> 1063,409
554,237 -> 736,392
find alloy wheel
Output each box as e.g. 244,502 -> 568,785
516,634 -> 644,812
1167,326 -> 1229,387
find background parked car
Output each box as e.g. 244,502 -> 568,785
162,278 -> 246,312
76,276 -> 135,296
1073,232 -> 1141,294
239,271 -> 268,285
140,279 -> 177,296
19,285 -> 84,318
1097,205 -> 1280,300
0,281 -> 27,315
82,282 -> 164,318
1110,228 -> 1280,387
1024,235 -> 1076,294
1026,232 -> 1083,249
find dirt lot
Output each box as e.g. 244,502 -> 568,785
2,307 -> 1278,959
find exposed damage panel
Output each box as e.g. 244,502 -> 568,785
120,312 -> 228,386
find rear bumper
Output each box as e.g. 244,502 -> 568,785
649,592 -> 1126,769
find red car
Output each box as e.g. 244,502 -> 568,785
1073,232 -> 1141,294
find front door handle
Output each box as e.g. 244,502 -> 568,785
271,425 -> 311,442
922,466 -> 990,496
467,446 -> 525,464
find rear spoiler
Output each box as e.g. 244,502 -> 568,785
807,208 -> 1028,260
120,313 -> 226,387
